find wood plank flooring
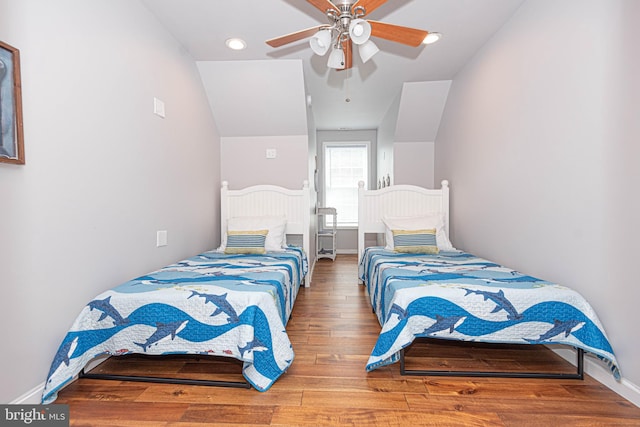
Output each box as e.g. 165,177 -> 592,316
55,255 -> 640,426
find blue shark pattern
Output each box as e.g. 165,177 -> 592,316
45,337 -> 78,383
134,321 -> 188,352
238,337 -> 268,357
525,319 -> 585,344
188,291 -> 240,323
88,296 -> 130,326
359,247 -> 620,380
463,288 -> 522,320
421,314 -> 466,336
388,304 -> 407,321
42,246 -> 307,404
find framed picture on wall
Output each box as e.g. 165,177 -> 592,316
0,40 -> 25,165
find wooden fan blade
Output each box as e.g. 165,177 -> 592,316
307,0 -> 340,14
369,20 -> 428,47
338,39 -> 353,71
351,0 -> 387,15
266,25 -> 327,48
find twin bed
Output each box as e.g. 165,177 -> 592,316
43,178 -> 620,404
42,181 -> 310,404
357,180 -> 620,380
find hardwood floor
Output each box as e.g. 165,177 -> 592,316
55,255 -> 640,426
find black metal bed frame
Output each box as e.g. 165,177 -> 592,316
399,342 -> 585,380
78,355 -> 252,389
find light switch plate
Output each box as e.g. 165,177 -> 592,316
157,230 -> 168,247
266,148 -> 277,159
153,97 -> 165,118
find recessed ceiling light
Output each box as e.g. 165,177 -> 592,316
225,38 -> 247,50
423,32 -> 442,45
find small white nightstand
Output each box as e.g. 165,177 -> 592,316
317,207 -> 337,261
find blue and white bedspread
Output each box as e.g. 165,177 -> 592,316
42,246 -> 307,404
359,247 -> 619,379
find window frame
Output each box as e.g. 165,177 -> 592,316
320,140 -> 371,229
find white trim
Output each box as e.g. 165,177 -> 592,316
552,348 -> 640,408
336,249 -> 357,255
10,383 -> 45,404
321,141 -> 372,228
10,356 -> 109,404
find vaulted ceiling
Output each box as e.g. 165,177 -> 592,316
142,0 -> 525,135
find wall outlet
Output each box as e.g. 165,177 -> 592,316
266,148 -> 277,159
156,230 -> 168,247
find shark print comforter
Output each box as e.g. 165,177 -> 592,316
42,246 -> 307,404
359,247 -> 619,379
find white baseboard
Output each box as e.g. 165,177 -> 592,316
552,347 -> 640,408
336,249 -> 357,255
9,356 -> 110,405
10,383 -> 45,404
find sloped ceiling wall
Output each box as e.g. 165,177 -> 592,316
197,58 -> 449,143
197,59 -> 308,137
395,80 -> 452,142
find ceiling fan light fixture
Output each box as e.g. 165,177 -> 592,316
265,0 -> 431,72
310,29 -> 332,56
349,19 -> 371,45
423,32 -> 442,45
358,39 -> 379,63
327,47 -> 346,69
225,38 -> 247,50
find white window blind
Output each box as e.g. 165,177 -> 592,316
323,143 -> 369,227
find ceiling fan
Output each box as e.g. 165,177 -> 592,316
266,0 -> 433,70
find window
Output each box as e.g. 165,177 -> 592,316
323,142 -> 369,227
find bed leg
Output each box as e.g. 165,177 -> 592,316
576,347 -> 584,380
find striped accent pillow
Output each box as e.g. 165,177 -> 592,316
392,229 -> 439,254
224,230 -> 268,254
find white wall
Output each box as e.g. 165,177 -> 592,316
376,81 -> 450,189
377,93 -> 400,183
306,98 -> 318,271
392,81 -> 450,188
0,0 -> 221,403
436,0 -> 640,401
394,141 -> 435,188
220,135 -> 309,190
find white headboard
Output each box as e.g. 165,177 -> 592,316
220,181 -> 311,263
357,180 -> 450,260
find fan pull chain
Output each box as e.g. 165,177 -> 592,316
345,68 -> 351,103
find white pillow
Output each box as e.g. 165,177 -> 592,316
382,214 -> 454,251
221,216 -> 287,252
